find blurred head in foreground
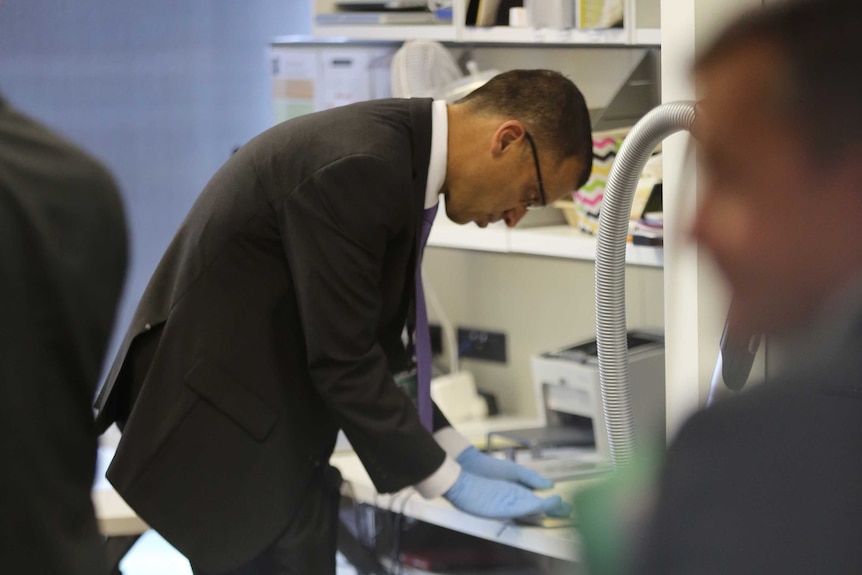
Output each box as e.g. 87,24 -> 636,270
690,0 -> 862,340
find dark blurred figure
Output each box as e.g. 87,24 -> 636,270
0,95 -> 128,573
634,0 -> 862,573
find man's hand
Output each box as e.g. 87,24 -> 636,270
456,445 -> 553,490
442,470 -> 572,520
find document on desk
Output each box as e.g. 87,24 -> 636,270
516,476 -> 606,528
519,457 -> 613,482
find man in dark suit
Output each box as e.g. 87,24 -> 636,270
632,0 -> 862,573
94,69 -> 594,574
0,96 -> 128,574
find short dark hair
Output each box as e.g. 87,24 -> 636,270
696,0 -> 862,163
455,69 -> 593,190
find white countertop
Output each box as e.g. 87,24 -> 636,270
92,416 -> 593,564
330,450 -> 588,563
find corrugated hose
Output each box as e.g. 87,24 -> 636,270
595,101 -> 697,468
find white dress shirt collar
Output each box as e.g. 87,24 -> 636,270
424,99 -> 448,210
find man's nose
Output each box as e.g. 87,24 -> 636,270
503,206 -> 527,228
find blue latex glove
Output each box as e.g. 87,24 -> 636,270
456,445 -> 553,490
443,470 -> 572,520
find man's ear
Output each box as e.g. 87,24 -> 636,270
492,121 -> 526,155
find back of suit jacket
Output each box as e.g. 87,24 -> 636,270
636,326 -> 862,575
1,97 -> 128,574
95,98 -> 449,572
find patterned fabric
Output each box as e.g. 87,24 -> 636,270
568,128 -> 662,236
573,127 -> 629,235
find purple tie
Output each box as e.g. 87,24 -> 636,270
415,204 -> 438,431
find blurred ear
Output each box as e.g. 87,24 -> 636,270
825,146 -> 862,206
813,148 -> 862,272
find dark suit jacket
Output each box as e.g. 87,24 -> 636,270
0,97 -> 128,574
94,98 -> 450,573
635,328 -> 862,574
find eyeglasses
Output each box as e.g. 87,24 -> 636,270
523,131 -> 547,210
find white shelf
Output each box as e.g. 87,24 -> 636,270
309,24 -> 659,46
429,223 -> 664,268
512,226 -> 664,267
634,27 -> 662,45
508,226 -> 600,260
427,221 -> 508,253
311,23 -> 457,42
458,26 -> 631,45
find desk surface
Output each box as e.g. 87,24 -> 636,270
92,484 -> 149,536
330,413 -> 599,564
332,415 -> 591,562
91,445 -> 147,537
92,417 -> 593,563
330,451 -> 589,563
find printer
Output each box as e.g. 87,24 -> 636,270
490,330 -> 665,472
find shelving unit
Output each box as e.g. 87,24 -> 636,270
311,0 -> 661,46
309,22 -> 457,42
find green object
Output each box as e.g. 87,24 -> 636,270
574,449 -> 662,575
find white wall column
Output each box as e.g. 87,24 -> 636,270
660,0 -> 763,440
